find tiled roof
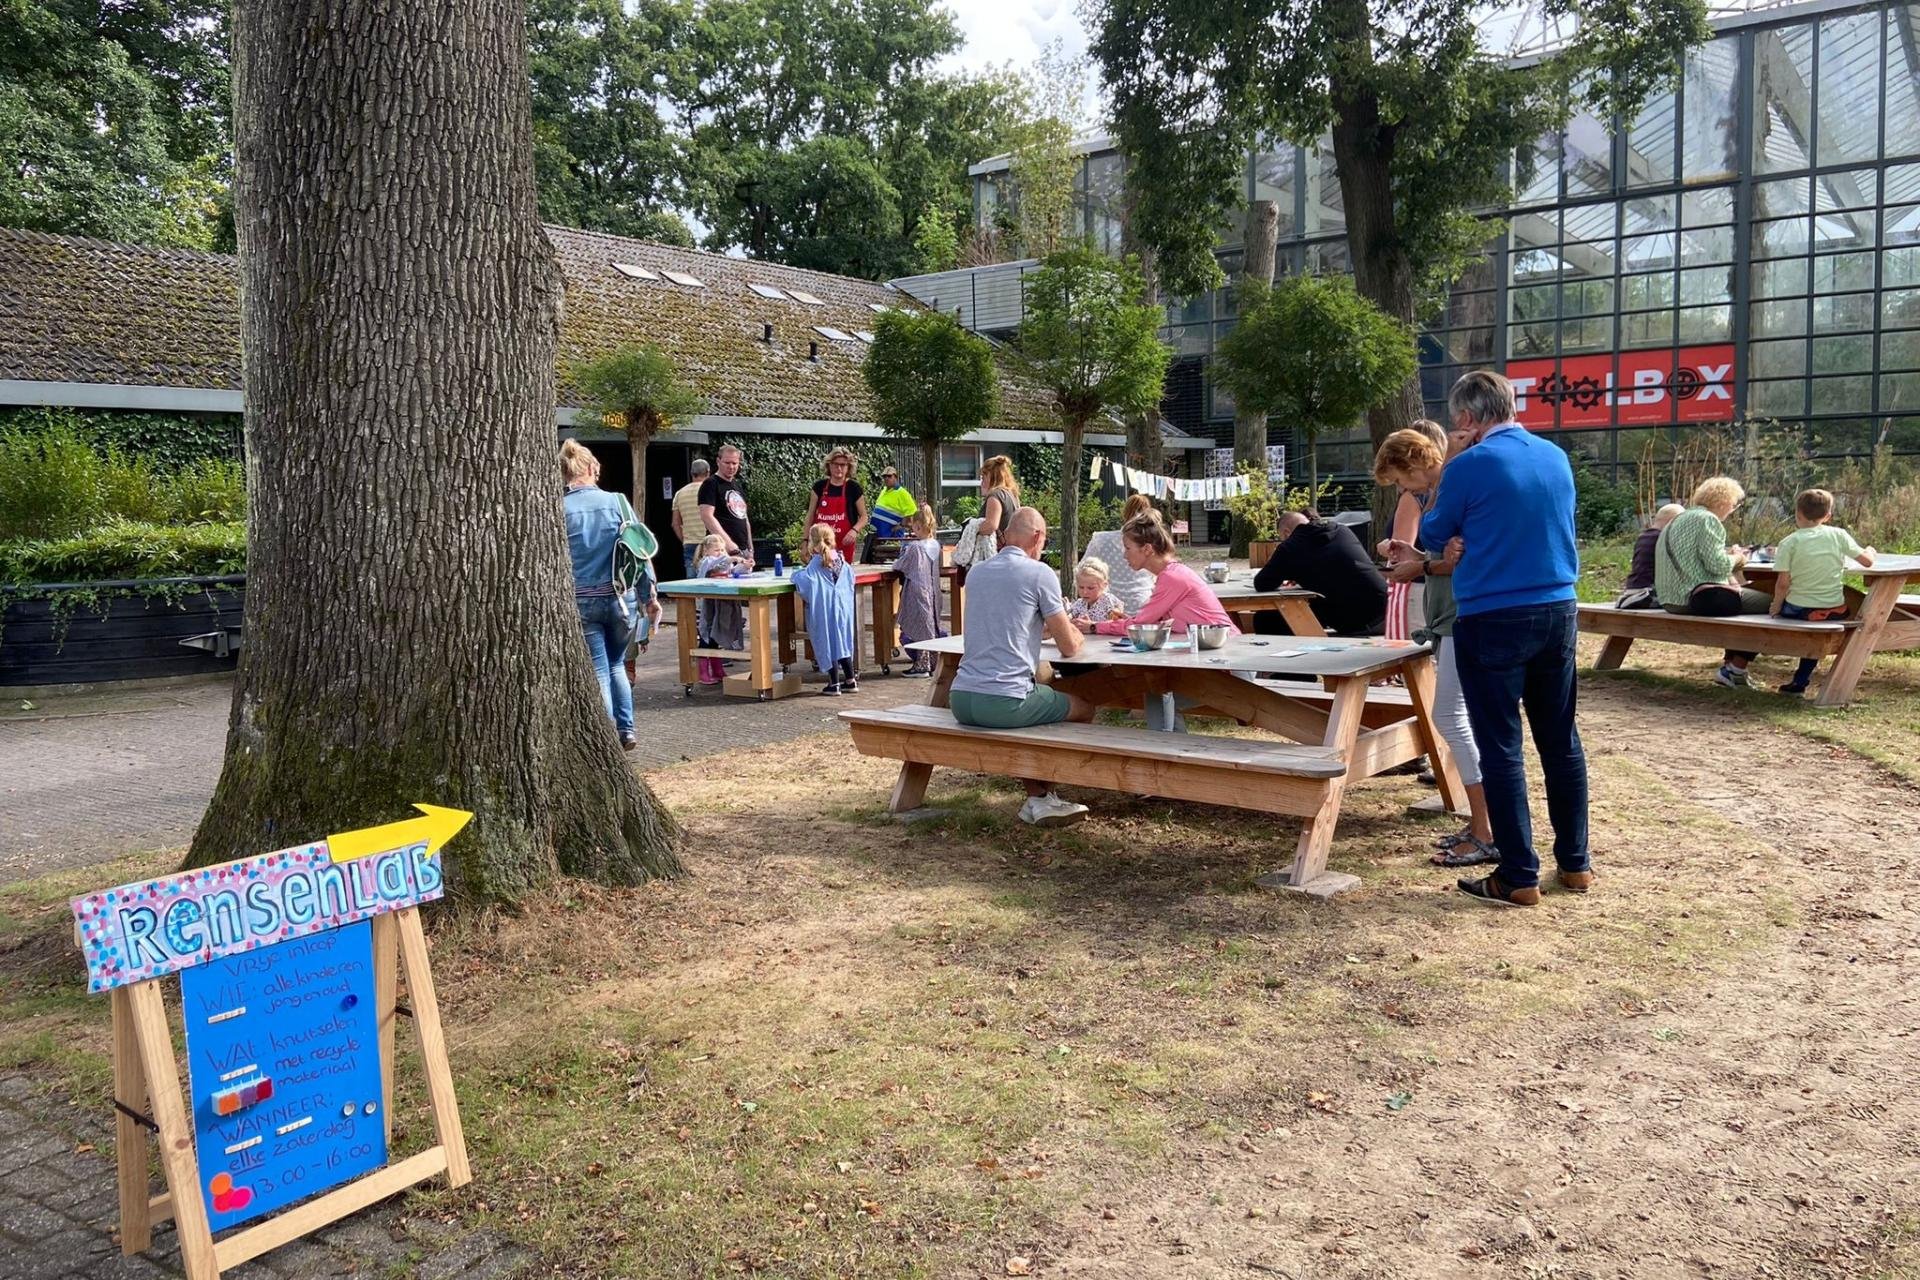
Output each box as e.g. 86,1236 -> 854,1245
0,225 -> 1062,431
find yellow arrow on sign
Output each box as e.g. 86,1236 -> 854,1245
328,804 -> 472,863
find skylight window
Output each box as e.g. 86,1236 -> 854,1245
662,270 -> 706,288
813,325 -> 855,341
789,290 -> 827,306
867,303 -> 891,313
747,283 -> 788,300
612,262 -> 660,280
854,331 -> 875,343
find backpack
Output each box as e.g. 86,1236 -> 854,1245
951,517 -> 996,569
612,495 -> 659,641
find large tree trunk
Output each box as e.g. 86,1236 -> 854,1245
1059,420 -> 1085,584
194,0 -> 681,901
1232,199 -> 1281,471
1125,409 -> 1162,481
1327,0 -> 1425,535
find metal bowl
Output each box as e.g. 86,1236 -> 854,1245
1125,622 -> 1172,651
1192,623 -> 1231,650
1204,562 -> 1230,584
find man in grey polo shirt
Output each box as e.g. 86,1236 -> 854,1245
951,506 -> 1096,827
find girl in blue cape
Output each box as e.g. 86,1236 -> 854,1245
793,522 -> 859,695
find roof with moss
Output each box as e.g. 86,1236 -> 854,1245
0,225 -> 1062,430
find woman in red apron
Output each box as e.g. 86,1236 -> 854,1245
809,446 -> 869,565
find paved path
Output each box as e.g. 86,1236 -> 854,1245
0,635 -> 915,883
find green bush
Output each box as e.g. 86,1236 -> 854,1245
0,406 -> 240,471
99,450 -> 166,523
1572,460 -> 1636,541
0,520 -> 247,585
0,423 -> 105,539
159,457 -> 247,523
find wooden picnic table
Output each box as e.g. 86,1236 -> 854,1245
657,563 -> 968,697
1713,552 -> 1917,706
854,633 -> 1461,896
1205,571 -> 1326,636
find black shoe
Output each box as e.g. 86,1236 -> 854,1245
844,676 -> 860,693
820,682 -> 843,696
1778,683 -> 1809,696
1417,769 -> 1436,786
1456,873 -> 1540,907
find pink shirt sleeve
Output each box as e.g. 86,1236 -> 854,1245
1093,564 -> 1238,635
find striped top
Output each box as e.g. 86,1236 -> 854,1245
1653,506 -> 1735,606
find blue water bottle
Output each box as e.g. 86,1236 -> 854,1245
773,553 -> 785,578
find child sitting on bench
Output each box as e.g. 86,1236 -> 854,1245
1769,488 -> 1876,696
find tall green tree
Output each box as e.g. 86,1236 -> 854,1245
571,345 -> 705,518
526,0 -> 692,244
1213,276 -> 1416,506
1088,0 -> 1710,461
1016,247 -> 1171,574
1,0 -> 231,247
862,308 -> 999,514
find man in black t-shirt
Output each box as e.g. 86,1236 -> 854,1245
698,444 -> 753,563
1252,511 -> 1389,635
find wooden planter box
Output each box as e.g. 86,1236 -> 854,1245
1248,539 -> 1280,570
0,575 -> 244,688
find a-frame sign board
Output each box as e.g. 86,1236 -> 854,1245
73,805 -> 475,1280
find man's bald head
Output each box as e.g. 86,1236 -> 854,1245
1004,506 -> 1048,556
1276,510 -> 1310,541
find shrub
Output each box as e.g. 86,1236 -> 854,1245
0,520 -> 247,585
99,450 -> 166,523
950,494 -> 982,522
0,423 -> 105,539
1571,459 -> 1636,541
159,457 -> 247,523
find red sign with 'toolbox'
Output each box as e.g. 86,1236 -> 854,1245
1507,344 -> 1735,430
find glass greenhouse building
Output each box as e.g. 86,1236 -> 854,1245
892,0 -> 1920,513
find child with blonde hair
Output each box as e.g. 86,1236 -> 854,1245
694,533 -> 745,686
1771,488 -> 1877,696
1066,556 -> 1125,626
793,522 -> 860,694
894,503 -> 946,676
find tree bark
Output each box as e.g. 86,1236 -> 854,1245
194,0 -> 682,901
1233,198 -> 1281,472
1125,409 -> 1162,480
1059,420 -> 1085,584
920,435 -> 941,520
626,410 -> 656,517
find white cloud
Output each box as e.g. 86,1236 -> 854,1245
936,0 -> 1106,126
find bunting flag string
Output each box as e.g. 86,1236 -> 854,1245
1089,455 -> 1248,503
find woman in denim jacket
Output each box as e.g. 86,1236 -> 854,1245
561,440 -> 658,749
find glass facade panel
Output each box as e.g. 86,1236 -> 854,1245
1622,309 -> 1675,347
1750,338 -> 1807,378
1813,292 -> 1876,328
1677,304 -> 1732,340
1751,297 -> 1807,337
1305,141 -> 1343,234
1749,378 -> 1808,415
1811,334 -> 1874,372
1810,375 -> 1872,413
1253,147 -> 1299,237
1818,13 -> 1883,166
1565,105 -> 1614,196
1751,258 -> 1809,297
1682,40 -> 1740,182
1884,330 -> 1920,367
1888,203 -> 1920,244
1890,6 -> 1920,157
1884,286 -> 1920,326
1889,246 -> 1920,287
1627,88 -> 1678,187
1086,152 -> 1126,255
1886,373 -> 1920,409
1752,24 -> 1815,174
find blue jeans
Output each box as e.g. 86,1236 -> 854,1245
577,594 -> 635,737
1778,601 -> 1840,685
1452,601 -> 1589,888
682,545 -> 697,579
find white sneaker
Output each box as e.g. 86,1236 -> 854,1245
1019,792 -> 1089,827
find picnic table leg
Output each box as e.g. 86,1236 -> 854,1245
1816,574 -> 1906,707
748,597 -> 775,699
674,596 -> 697,694
1594,635 -> 1634,670
873,578 -> 898,673
1258,675 -> 1367,896
776,593 -> 797,671
1277,598 -> 1325,637
889,652 -> 958,813
1402,652 -> 1465,814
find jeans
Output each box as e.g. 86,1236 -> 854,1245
576,594 -> 635,737
682,545 -> 697,579
1145,693 -> 1196,733
1778,601 -> 1846,685
1452,601 -> 1588,888
1430,637 -> 1482,788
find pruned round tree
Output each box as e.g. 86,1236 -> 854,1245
190,0 -> 682,901
862,308 -> 998,517
1213,275 -> 1416,512
570,345 -> 705,518
1015,246 -> 1170,574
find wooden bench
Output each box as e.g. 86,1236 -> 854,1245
1577,601 -> 1852,673
840,704 -> 1346,822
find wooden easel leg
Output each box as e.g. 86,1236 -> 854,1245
126,981 -> 217,1280
1817,576 -> 1904,707
1403,653 -> 1464,814
394,908 -> 472,1187
372,911 -> 399,1145
111,988 -> 152,1256
1594,635 -> 1633,670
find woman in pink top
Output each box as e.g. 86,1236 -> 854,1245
1078,515 -> 1237,637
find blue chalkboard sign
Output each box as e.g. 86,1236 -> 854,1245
179,921 -> 389,1229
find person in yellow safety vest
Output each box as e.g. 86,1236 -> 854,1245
871,464 -> 920,539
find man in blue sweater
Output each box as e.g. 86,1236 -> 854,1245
1418,371 -> 1591,906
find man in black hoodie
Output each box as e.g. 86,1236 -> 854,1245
1251,511 -> 1389,635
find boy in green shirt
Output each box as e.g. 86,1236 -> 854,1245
1770,487 -> 1876,695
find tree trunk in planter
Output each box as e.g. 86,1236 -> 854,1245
626,410 -> 658,518
192,0 -> 681,900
